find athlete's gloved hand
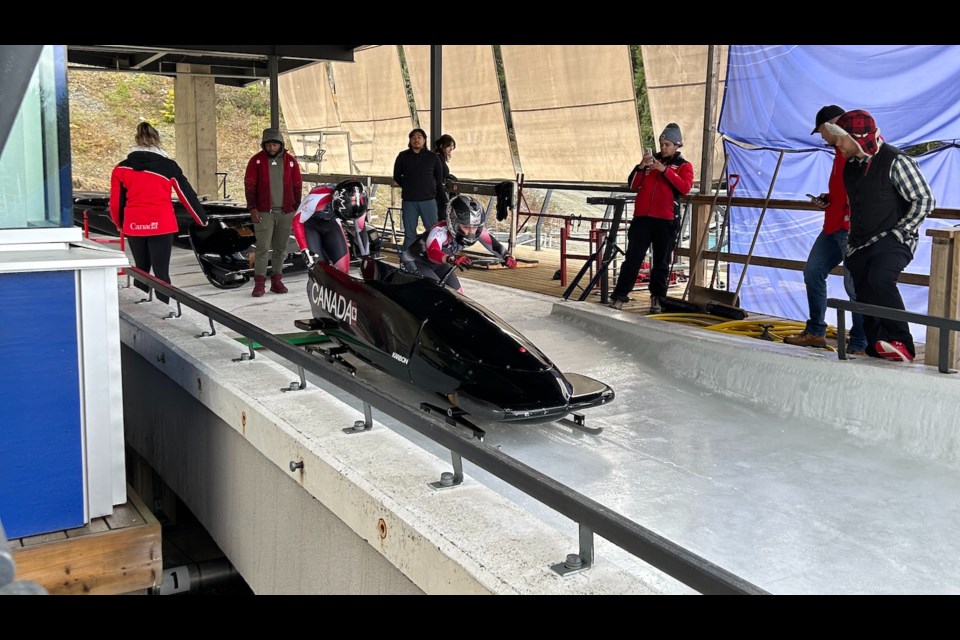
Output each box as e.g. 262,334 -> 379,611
450,255 -> 473,271
504,255 -> 517,269
301,249 -> 316,267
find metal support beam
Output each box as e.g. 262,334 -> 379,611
430,46 -> 442,146
269,55 -> 279,131
692,45 -> 721,288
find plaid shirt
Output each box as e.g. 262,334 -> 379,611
846,143 -> 935,256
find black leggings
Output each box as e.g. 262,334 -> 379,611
127,233 -> 175,303
304,217 -> 350,273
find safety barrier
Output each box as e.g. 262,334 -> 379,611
829,297 -> 960,373
122,266 -> 767,594
82,210 -> 125,275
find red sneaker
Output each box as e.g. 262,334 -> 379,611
875,340 -> 914,363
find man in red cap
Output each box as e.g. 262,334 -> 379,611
825,109 -> 935,363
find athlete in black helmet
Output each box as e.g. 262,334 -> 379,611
400,194 -> 517,293
293,178 -> 372,274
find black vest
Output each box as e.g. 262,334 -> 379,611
843,143 -> 909,248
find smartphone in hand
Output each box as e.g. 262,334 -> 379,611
642,147 -> 654,167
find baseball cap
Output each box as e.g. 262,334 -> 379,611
811,105 -> 845,135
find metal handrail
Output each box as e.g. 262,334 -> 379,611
123,266 -> 767,594
829,297 -> 960,373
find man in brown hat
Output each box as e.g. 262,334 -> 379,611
825,109 -> 935,362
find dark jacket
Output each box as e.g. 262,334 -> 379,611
393,148 -> 443,202
109,149 -> 207,236
244,149 -> 303,214
843,143 -> 908,249
435,152 -> 460,219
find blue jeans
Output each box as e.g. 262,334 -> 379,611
401,200 -> 439,252
803,229 -> 867,350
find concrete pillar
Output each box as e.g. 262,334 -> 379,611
925,227 -> 960,369
174,64 -> 218,199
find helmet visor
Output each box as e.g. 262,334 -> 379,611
459,224 -> 480,243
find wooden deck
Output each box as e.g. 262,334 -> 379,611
10,486 -> 161,595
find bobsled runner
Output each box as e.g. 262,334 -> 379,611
298,256 -> 615,424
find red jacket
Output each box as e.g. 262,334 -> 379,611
823,150 -> 851,235
243,150 -> 303,214
109,149 -> 207,236
628,153 -> 694,220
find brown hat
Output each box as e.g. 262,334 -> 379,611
811,105 -> 845,135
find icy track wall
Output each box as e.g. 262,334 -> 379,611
552,303 -> 960,469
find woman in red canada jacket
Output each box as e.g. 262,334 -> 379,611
609,122 -> 694,313
110,122 -> 207,303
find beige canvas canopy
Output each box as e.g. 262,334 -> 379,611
279,45 -> 727,185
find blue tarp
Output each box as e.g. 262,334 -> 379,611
718,45 -> 960,341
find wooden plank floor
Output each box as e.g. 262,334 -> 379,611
10,486 -> 161,595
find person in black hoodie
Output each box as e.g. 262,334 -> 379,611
393,128 -> 444,251
434,134 -> 458,221
110,122 -> 207,303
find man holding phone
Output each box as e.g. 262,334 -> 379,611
784,105 -> 867,353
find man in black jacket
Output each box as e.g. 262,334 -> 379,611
393,128 -> 444,251
826,109 -> 935,363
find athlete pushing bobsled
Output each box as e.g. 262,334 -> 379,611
400,194 -> 517,293
293,178 -> 371,273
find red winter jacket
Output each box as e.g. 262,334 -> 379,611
823,150 -> 851,235
628,152 -> 694,220
244,149 -> 303,214
109,149 -> 207,236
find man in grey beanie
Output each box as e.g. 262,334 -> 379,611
660,123 -> 683,146
244,128 -> 303,297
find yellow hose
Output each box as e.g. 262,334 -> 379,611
648,312 -> 840,349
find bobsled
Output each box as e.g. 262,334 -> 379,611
72,191 -> 309,289
301,257 -> 615,424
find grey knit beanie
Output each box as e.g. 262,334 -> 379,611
660,123 -> 683,146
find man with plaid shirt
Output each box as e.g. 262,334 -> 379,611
825,109 -> 935,363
